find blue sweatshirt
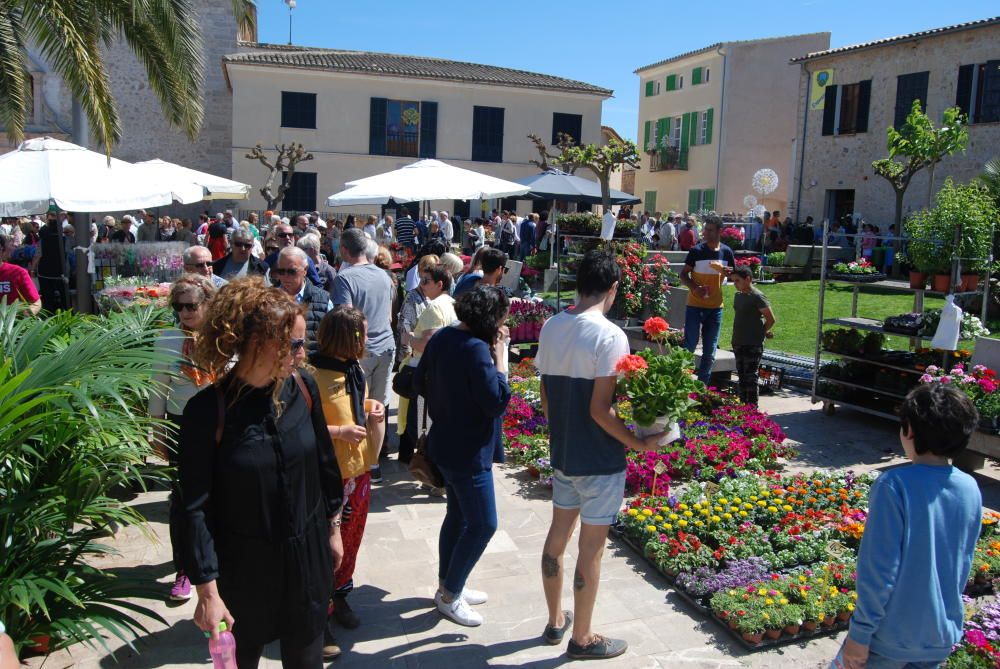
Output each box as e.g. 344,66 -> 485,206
850,464 -> 981,662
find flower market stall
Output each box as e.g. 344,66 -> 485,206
91,242 -> 187,311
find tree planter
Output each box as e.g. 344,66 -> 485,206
932,274 -> 952,292
909,271 -> 928,289
961,274 -> 980,292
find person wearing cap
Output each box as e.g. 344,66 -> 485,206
112,216 -> 137,244
135,210 -> 159,242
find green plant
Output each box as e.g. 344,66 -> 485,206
905,179 -> 997,273
0,304 -> 170,657
615,347 -> 702,427
872,101 -> 969,236
766,252 -> 786,267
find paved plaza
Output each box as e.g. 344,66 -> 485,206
25,390 -> 1000,669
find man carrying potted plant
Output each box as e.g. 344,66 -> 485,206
679,215 -> 736,384
535,250 -> 663,660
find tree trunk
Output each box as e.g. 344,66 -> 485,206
600,174 -> 611,214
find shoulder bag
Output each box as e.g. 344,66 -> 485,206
408,401 -> 444,488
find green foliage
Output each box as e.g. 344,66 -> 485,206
618,347 -> 703,427
0,304 -> 171,657
0,1 -> 254,157
905,178 -> 998,273
980,156 -> 1000,209
765,252 -> 786,267
556,139 -> 641,210
872,102 -> 969,228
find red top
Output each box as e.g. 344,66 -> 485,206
0,262 -> 39,305
678,227 -> 697,251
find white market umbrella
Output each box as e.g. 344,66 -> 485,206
327,159 -> 529,206
133,159 -> 251,204
0,137 -> 175,215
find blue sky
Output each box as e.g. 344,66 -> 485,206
256,1 -> 997,142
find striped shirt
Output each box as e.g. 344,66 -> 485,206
395,217 -> 416,247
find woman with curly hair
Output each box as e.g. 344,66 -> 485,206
413,285 -> 512,627
178,277 -> 344,669
149,273 -> 216,603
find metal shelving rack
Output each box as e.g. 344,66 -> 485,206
811,221 -> 992,420
553,231 -> 610,312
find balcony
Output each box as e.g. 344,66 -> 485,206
386,131 -> 419,158
649,145 -> 687,172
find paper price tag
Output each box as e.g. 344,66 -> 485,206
653,461 -> 668,476
825,540 -> 848,558
704,482 -> 720,497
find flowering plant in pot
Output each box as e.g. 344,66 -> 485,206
720,226 -> 745,250
831,257 -> 881,276
616,323 -> 701,445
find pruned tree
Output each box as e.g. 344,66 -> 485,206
246,143 -> 314,210
527,133 -> 582,173
557,139 -> 641,212
871,101 -> 968,234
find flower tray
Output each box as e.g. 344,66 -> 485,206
611,524 -> 850,652
827,273 -> 887,283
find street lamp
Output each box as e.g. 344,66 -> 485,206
285,0 -> 296,45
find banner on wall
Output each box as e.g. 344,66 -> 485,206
810,69 -> 833,111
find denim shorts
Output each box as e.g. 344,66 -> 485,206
552,469 -> 626,525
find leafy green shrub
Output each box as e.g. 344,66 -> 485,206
766,252 -> 786,267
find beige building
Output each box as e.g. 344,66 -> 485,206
633,33 -> 829,216
790,17 -> 1000,227
224,44 -> 611,217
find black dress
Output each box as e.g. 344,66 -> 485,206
178,371 -> 343,647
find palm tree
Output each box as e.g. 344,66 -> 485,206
981,156 -> 1000,209
0,1 -> 254,156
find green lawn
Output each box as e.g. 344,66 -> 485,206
717,281 -> 945,357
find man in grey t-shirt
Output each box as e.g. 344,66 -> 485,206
332,229 -> 396,480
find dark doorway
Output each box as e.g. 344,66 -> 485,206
823,189 -> 855,229
452,199 -> 470,220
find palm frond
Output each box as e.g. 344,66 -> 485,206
0,8 -> 30,146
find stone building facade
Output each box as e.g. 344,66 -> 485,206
789,17 -> 1000,228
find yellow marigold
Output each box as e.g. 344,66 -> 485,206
669,513 -> 679,521
654,515 -> 663,522
678,503 -> 689,510
711,516 -> 722,523
767,506 -> 779,513
647,525 -> 657,533
627,509 -> 639,516
739,511 -> 749,517
642,508 -> 653,516
678,520 -> 688,527
782,505 -> 793,512
723,513 -> 733,520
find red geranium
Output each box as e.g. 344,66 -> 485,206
615,354 -> 648,376
643,316 -> 670,339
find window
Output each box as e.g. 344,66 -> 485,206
281,171 -> 317,212
670,117 -> 682,148
472,106 -> 504,162
643,190 -> 657,212
704,67 -> 710,83
368,99 -> 437,158
281,92 -> 316,129
694,108 -> 714,145
687,189 -> 716,212
957,61 -> 1000,124
552,112 -> 583,145
666,74 -> 679,91
678,75 -> 684,89
692,67 -> 704,85
894,71 -> 929,127
821,80 -> 872,136
644,80 -> 661,96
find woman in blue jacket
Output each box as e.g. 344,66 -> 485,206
414,286 -> 511,628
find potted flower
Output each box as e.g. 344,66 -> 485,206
830,257 -> 884,282
734,609 -> 766,645
720,226 -> 745,250
616,318 -> 701,445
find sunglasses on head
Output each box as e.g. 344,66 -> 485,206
272,267 -> 300,276
290,338 -> 306,352
234,242 -> 253,249
171,301 -> 202,313
185,261 -> 212,269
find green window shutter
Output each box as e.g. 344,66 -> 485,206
656,117 -> 669,147
703,188 -> 716,210
666,74 -> 676,91
705,108 -> 714,145
645,81 -> 654,97
688,189 -> 700,212
688,111 -> 699,146
692,67 -> 703,85
643,121 -> 651,150
644,190 -> 657,212
679,113 -> 691,169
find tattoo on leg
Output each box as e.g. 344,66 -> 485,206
542,553 -> 560,578
573,570 -> 585,591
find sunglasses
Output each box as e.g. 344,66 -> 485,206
234,242 -> 253,249
290,338 -> 306,352
276,232 -> 294,239
272,267 -> 301,276
171,301 -> 202,313
184,261 -> 212,269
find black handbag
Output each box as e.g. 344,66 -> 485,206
392,363 -> 416,400
408,403 -> 443,489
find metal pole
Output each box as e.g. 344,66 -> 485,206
983,222 -> 995,324
72,99 -> 92,314
812,219 -> 830,402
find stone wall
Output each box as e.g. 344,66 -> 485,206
790,23 -> 1000,227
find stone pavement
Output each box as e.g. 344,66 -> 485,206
24,390 -> 1000,669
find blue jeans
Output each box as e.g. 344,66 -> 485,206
437,467 -> 497,596
684,306 -> 723,385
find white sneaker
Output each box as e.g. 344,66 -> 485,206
435,587 -> 488,606
437,594 -> 483,626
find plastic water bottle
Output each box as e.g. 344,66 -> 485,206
206,622 -> 237,669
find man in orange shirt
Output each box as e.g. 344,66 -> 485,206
679,215 -> 735,384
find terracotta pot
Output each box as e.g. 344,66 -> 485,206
764,628 -> 782,640
717,610 -> 729,620
526,465 -> 540,478
932,274 -> 952,293
728,619 -> 739,630
837,610 -> 852,622
821,615 -> 836,628
975,573 -> 989,585
741,631 -> 764,645
802,620 -> 818,632
908,271 -> 928,289
784,623 -> 801,635
961,274 -> 980,292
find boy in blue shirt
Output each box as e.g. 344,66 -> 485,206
832,384 -> 982,669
